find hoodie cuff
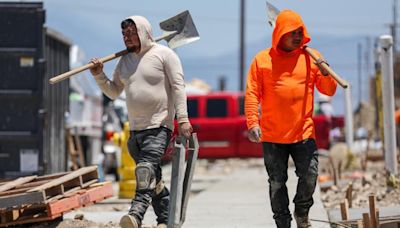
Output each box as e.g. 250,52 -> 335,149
93,72 -> 108,83
177,117 -> 189,124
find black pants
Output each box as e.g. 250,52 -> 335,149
127,127 -> 172,225
263,139 -> 319,228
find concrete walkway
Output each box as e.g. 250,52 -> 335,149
65,161 -> 330,227
182,166 -> 329,228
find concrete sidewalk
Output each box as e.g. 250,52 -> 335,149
182,165 -> 330,228
64,160 -> 330,227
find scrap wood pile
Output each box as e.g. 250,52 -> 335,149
317,143 -> 400,227
0,166 -> 113,227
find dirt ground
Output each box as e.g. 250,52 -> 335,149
16,158 -> 399,228
319,159 -> 400,210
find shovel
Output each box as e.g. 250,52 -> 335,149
266,2 -> 349,89
49,10 -> 199,84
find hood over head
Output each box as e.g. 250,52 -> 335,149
272,10 -> 311,51
125,15 -> 155,54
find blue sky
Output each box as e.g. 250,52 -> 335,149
33,0 -> 397,114
41,0 -> 394,57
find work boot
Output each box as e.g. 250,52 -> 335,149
294,214 -> 312,228
156,224 -> 167,228
120,214 -> 139,228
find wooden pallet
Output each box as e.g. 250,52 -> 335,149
0,166 -> 113,227
0,182 -> 113,227
0,166 -> 98,209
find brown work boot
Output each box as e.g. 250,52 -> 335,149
120,214 -> 139,228
156,224 -> 167,228
294,214 -> 312,228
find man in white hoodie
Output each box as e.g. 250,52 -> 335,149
90,16 -> 192,228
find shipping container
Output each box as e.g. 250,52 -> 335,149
0,2 -> 70,177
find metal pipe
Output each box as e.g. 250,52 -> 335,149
344,86 -> 354,151
239,0 -> 246,91
379,35 -> 398,175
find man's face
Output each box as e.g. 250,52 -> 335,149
278,27 -> 303,52
122,24 -> 140,53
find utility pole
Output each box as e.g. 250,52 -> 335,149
392,0 -> 398,53
365,37 -> 372,102
239,0 -> 246,91
357,42 -> 362,106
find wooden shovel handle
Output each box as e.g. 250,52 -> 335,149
304,46 -> 349,89
49,49 -> 129,84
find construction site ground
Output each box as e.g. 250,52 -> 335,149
13,157 -> 399,228
60,158 -> 327,228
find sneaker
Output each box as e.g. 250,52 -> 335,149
120,214 -> 139,228
294,214 -> 311,228
156,224 -> 167,228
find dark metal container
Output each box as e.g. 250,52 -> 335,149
0,2 -> 71,177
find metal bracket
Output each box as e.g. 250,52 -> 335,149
167,133 -> 199,228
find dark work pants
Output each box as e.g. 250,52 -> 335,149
262,139 -> 319,228
127,127 -> 171,225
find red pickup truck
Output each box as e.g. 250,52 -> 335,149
185,92 -> 343,158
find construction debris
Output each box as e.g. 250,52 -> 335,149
0,166 -> 113,227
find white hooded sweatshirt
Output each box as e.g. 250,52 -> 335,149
94,16 -> 189,131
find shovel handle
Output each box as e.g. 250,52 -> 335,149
304,47 -> 349,89
49,49 -> 129,84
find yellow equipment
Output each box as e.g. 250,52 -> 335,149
113,122 -> 136,198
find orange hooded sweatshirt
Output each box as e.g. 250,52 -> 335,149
245,10 -> 337,144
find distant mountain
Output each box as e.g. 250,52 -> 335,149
179,34 -> 373,115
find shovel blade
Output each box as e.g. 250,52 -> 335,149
159,10 -> 200,49
266,1 -> 280,28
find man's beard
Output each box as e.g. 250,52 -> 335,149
127,45 -> 139,53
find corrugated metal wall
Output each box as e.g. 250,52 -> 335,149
43,28 -> 70,174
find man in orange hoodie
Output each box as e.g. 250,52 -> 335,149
245,10 -> 337,228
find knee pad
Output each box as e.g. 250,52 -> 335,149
135,162 -> 156,191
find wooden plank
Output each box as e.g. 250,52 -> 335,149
369,195 -> 377,228
66,129 -> 79,170
73,129 -> 86,167
346,182 -> 353,208
0,176 -> 37,193
341,199 -> 349,221
0,173 -> 70,197
34,172 -> 68,182
47,194 -> 80,216
14,179 -> 49,190
0,191 -> 45,209
376,210 -> 380,227
363,213 -> 371,228
77,182 -> 113,207
28,166 -> 98,192
0,210 -> 60,227
0,186 -> 33,197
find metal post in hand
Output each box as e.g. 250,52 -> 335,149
167,133 -> 199,228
